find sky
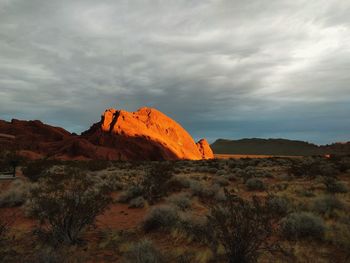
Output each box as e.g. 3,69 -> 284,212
0,0 -> 349,145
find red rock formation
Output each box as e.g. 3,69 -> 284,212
0,107 -> 214,161
83,107 -> 213,160
196,139 -> 214,159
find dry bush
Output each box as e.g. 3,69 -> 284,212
142,205 -> 179,232
245,178 -> 266,191
322,177 -> 348,193
86,160 -> 111,171
26,168 -> 112,245
312,195 -> 344,215
166,193 -> 191,210
128,196 -> 145,208
205,190 -> 283,263
123,239 -> 164,263
281,212 -> 325,241
0,179 -> 30,207
22,159 -> 57,182
140,162 -> 174,204
0,210 -> 16,260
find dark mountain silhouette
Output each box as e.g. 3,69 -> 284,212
211,138 -> 350,156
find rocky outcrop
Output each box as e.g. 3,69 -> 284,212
196,139 -> 214,159
84,107 -> 214,160
0,107 -> 214,161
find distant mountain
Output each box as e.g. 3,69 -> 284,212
211,138 -> 350,156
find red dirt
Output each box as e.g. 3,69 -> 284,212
96,203 -> 146,230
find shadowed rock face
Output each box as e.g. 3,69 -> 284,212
0,107 -> 214,161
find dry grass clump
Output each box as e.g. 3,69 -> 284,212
142,205 -> 180,232
0,179 -> 30,207
281,212 -> 326,241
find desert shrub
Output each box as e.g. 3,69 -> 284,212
271,182 -> 289,191
266,195 -> 290,216
178,214 -> 208,242
288,158 -> 340,178
188,180 -> 202,195
224,174 -> 237,181
142,205 -> 179,232
336,156 -> 350,173
322,177 -> 348,193
326,220 -> 350,260
26,168 -> 112,245
0,179 -> 29,207
312,195 -> 344,215
123,239 -> 164,263
214,189 -> 227,202
0,211 -> 15,260
216,169 -> 227,176
318,163 -> 339,177
165,174 -> 191,192
231,167 -> 243,175
0,212 -> 11,245
207,167 -> 218,174
175,252 -> 195,263
98,173 -> 123,191
166,193 -> 191,210
140,163 -> 174,204
245,178 -> 265,191
22,160 -> 56,182
129,196 -> 146,208
296,187 -> 315,197
288,158 -> 320,177
281,212 -> 325,240
86,160 -> 110,171
205,190 -> 281,263
190,181 -> 220,198
118,185 -> 143,203
213,176 -> 230,186
30,247 -> 67,263
240,166 -> 256,182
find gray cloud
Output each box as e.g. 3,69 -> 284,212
0,0 -> 349,144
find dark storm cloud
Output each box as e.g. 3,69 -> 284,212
0,0 -> 349,144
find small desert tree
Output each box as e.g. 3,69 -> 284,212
205,190 -> 283,263
141,162 -> 174,204
27,168 -> 112,245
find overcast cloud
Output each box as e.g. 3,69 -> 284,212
0,0 -> 349,144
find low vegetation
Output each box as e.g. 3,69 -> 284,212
26,168 -> 112,245
0,155 -> 349,262
205,190 -> 282,263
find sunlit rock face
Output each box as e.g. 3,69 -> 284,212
87,107 -> 214,160
196,139 -> 214,159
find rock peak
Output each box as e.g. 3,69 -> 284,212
97,107 -> 214,160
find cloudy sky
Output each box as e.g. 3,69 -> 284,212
0,0 -> 349,144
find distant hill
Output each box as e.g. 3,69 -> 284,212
211,138 -> 350,156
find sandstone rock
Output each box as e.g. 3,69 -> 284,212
86,107 -> 214,160
196,138 -> 214,159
